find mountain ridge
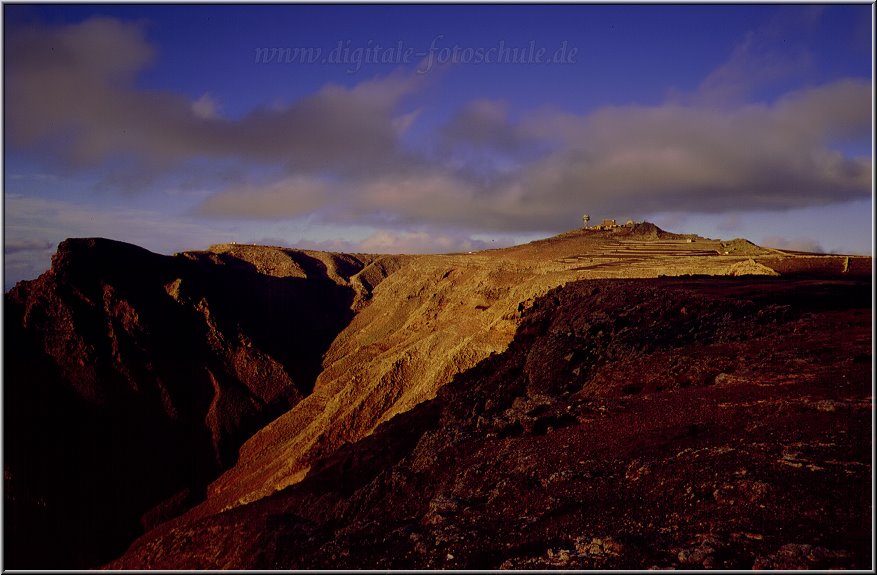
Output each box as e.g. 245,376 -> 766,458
3,224 -> 871,568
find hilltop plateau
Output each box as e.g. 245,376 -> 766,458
3,223 -> 871,569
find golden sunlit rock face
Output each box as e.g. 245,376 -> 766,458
4,224 -> 872,569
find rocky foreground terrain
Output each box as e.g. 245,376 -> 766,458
3,224 -> 872,569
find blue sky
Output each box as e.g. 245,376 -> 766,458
3,4 -> 873,289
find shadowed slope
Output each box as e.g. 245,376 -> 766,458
3,238 -> 368,569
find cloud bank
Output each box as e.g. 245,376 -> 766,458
6,15 -> 873,239
197,78 -> 870,232
6,17 -> 424,175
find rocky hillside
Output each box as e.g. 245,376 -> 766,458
179,224 -> 868,521
108,277 -> 873,569
3,238 -> 385,568
4,225 -> 870,569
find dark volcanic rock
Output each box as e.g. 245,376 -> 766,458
109,277 -> 872,570
3,238 -> 365,569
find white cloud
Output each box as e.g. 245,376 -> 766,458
199,176 -> 334,219
192,93 -> 220,120
3,195 -> 237,289
761,236 -> 826,254
4,238 -> 55,254
193,78 -> 870,234
6,17 -> 425,176
356,229 -> 498,254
